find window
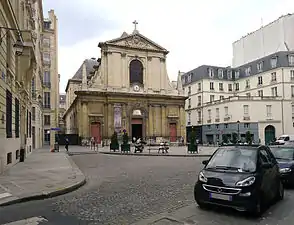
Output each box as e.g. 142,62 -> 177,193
43,37 -> 50,47
44,115 -> 50,125
7,152 -> 12,164
198,83 -> 201,91
291,70 -> 294,81
271,57 -> 278,68
210,95 -> 215,102
208,68 -> 214,78
224,124 -> 228,128
44,129 -> 50,143
288,55 -> 294,66
246,93 -> 251,97
271,72 -> 277,81
188,112 -> 191,123
245,79 -> 250,88
130,59 -> 143,84
260,149 -> 271,164
235,83 -> 239,91
258,90 -> 263,97
228,84 -> 232,91
220,95 -> 224,100
208,109 -> 211,119
197,96 -> 201,105
6,32 -> 11,68
43,21 -> 51,29
188,74 -> 192,82
257,62 -> 263,72
218,69 -> 223,79
29,112 -> 31,138
243,105 -> 249,115
244,123 -> 250,128
224,106 -> 228,115
15,98 -> 19,138
6,89 -> 12,138
271,87 -> 278,97
188,86 -> 191,95
216,108 -> 220,119
235,70 -> 240,79
210,82 -> 214,90
43,52 -> 50,64
227,70 -> 232,80
32,107 -> 36,121
197,111 -> 201,121
44,92 -> 50,108
258,76 -> 263,85
245,66 -> 251,76
266,105 -> 272,117
219,83 -> 223,91
44,71 -> 50,86
291,86 -> 294,97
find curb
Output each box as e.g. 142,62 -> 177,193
0,178 -> 86,207
99,152 -> 212,157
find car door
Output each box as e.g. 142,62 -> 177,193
259,148 -> 274,201
266,147 -> 280,196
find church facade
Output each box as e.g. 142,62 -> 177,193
64,26 -> 187,144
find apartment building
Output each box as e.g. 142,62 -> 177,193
42,10 -> 59,146
58,93 -> 66,134
183,51 -> 294,145
0,0 -> 40,173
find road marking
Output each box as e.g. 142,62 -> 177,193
0,192 -> 12,199
0,184 -> 10,192
3,216 -> 48,225
10,181 -> 24,190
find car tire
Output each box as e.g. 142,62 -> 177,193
276,181 -> 284,201
249,196 -> 263,217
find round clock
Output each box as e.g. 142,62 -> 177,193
133,85 -> 140,92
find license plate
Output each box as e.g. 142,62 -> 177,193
209,193 -> 232,201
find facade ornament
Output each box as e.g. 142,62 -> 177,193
147,56 -> 152,61
160,58 -> 165,62
121,53 -> 126,57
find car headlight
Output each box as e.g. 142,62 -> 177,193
280,168 -> 291,173
235,176 -> 255,187
199,171 -> 207,183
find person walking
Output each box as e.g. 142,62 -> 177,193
65,138 -> 69,152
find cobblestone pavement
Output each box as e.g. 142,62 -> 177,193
1,151 -> 294,225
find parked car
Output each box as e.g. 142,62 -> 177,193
275,134 -> 294,145
194,144 -> 284,216
270,145 -> 294,186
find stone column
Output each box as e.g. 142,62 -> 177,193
121,53 -> 126,88
161,105 -> 166,137
179,105 -> 185,138
82,102 -> 89,137
148,104 -> 153,137
147,57 -> 152,90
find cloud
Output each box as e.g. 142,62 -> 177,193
43,0 -> 294,92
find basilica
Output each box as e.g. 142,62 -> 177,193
64,23 -> 187,144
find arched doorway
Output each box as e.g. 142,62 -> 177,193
264,125 -> 275,144
90,122 -> 101,144
129,59 -> 143,84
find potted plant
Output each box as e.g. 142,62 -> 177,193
121,130 -> 130,152
188,128 -> 198,153
245,131 -> 252,144
110,131 -> 119,151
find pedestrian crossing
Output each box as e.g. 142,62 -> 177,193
2,217 -> 48,225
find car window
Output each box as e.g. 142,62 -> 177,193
206,147 -> 257,172
270,147 -> 294,160
259,149 -> 271,164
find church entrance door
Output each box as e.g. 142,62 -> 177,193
169,123 -> 177,142
131,118 -> 143,140
90,122 -> 101,144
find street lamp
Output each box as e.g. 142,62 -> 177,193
13,39 -> 24,56
237,120 -> 240,142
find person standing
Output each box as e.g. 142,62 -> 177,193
65,138 -> 69,152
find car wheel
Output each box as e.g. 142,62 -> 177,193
276,181 -> 284,201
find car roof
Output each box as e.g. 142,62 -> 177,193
219,143 -> 261,148
269,145 -> 294,149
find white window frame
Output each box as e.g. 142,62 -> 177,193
243,105 -> 249,115
208,68 -> 214,78
218,69 -> 224,79
271,57 -> 277,68
266,105 -> 272,118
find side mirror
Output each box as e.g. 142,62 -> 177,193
202,160 -> 208,165
262,163 -> 272,169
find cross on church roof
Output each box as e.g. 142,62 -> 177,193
133,20 -> 138,30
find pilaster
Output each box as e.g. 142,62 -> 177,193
103,103 -> 108,138
108,103 -> 113,136
148,104 -> 153,137
179,105 -> 185,138
161,105 -> 166,136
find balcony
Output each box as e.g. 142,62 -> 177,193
224,116 -> 230,121
197,120 -> 202,124
215,118 -> 220,122
187,121 -> 191,125
43,104 -> 51,109
43,82 -> 51,88
188,105 -> 191,109
243,116 -> 250,121
207,119 -> 211,123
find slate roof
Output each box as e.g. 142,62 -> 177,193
71,59 -> 99,80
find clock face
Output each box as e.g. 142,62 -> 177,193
133,85 -> 140,92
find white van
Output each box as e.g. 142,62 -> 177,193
276,134 -> 294,144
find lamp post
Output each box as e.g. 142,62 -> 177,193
237,120 -> 240,142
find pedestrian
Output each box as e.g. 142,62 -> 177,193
65,138 -> 69,152
90,137 -> 95,150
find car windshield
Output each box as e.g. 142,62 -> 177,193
270,147 -> 294,160
206,147 -> 257,172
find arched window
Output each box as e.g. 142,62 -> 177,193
129,59 -> 143,84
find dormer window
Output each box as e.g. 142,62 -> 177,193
235,70 -> 240,79
227,70 -> 232,80
218,69 -> 224,79
271,57 -> 278,68
257,62 -> 263,72
288,55 -> 294,66
245,66 -> 251,76
188,73 -> 192,82
208,68 -> 214,78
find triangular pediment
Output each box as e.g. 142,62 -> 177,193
103,32 -> 168,53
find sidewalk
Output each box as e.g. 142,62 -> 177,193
0,147 -> 86,207
98,145 -> 217,157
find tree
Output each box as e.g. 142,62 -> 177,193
222,134 -> 228,144
245,131 -> 252,144
232,132 -> 238,144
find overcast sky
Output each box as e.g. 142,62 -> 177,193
43,0 -> 294,93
